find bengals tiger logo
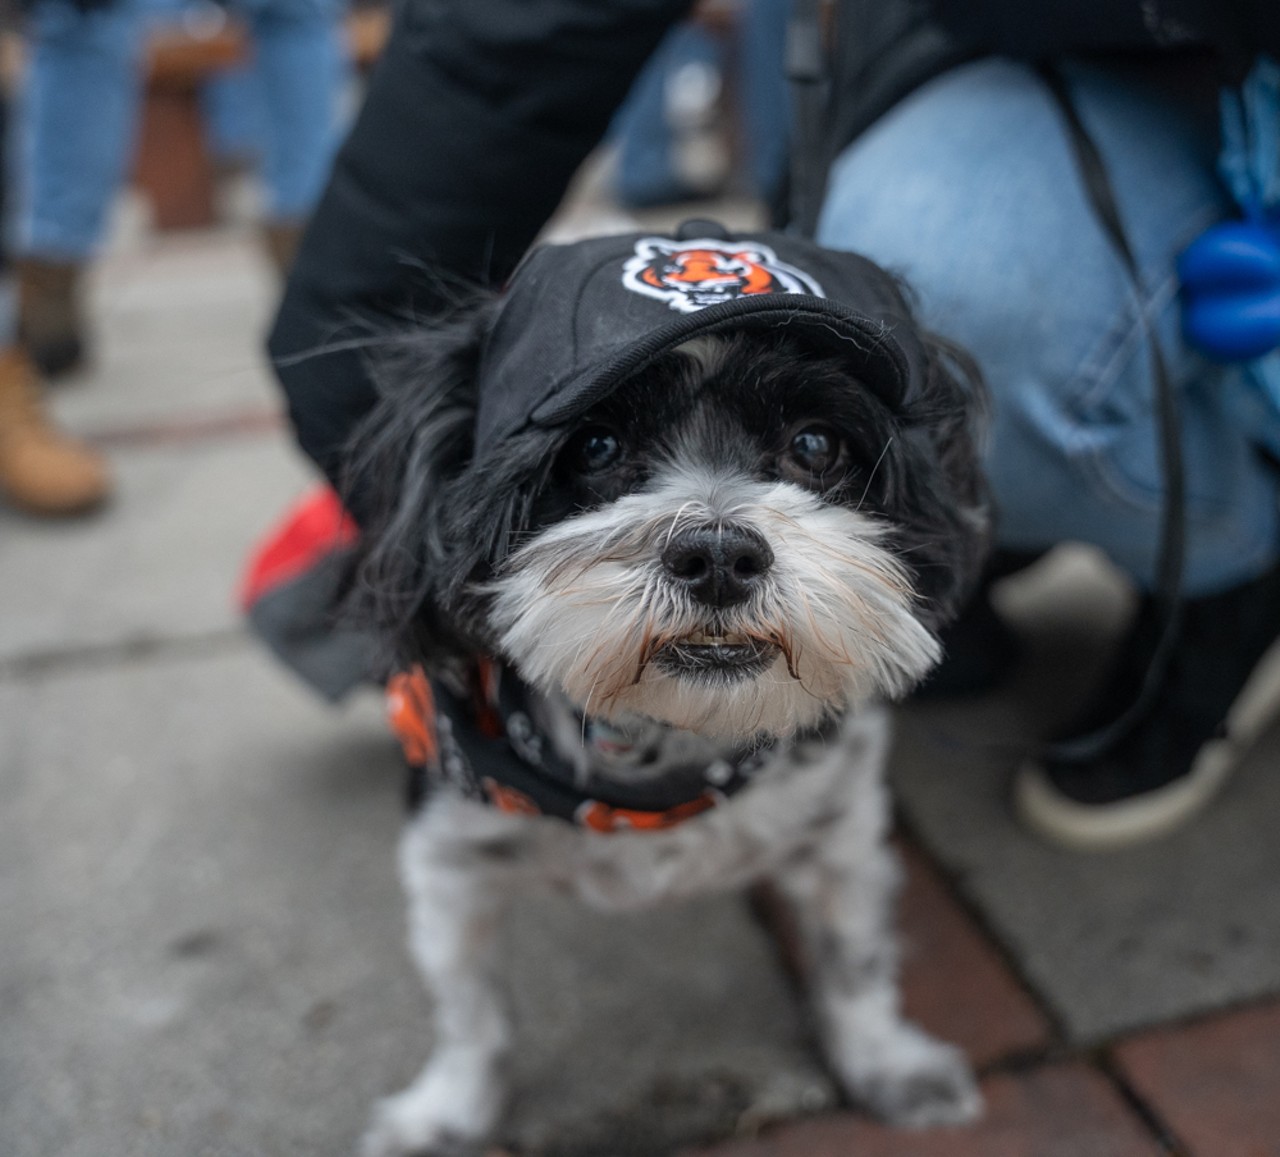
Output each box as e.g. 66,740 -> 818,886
621,237 -> 824,313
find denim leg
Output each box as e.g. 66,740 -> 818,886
201,61 -> 268,166
737,0 -> 790,205
819,57 -> 1280,596
236,0 -> 348,222
11,0 -> 146,260
610,22 -> 724,208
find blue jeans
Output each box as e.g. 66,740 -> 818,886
611,22 -> 725,208
11,0 -> 347,260
611,0 -> 790,209
819,58 -> 1280,596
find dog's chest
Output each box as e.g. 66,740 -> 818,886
405,706 -> 892,912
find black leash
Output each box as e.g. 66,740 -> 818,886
1036,64 -> 1187,763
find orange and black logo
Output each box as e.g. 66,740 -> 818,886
621,237 -> 824,313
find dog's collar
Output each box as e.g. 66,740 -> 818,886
385,661 -> 776,832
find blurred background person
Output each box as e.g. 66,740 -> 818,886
609,0 -> 789,213
0,94 -> 109,514
9,0 -> 349,378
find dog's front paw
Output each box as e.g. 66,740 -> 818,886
359,1097 -> 482,1157
359,1056 -> 504,1157
837,1025 -> 982,1129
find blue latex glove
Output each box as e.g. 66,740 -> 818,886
1178,218 -> 1280,362
1177,55 -> 1280,428
1175,57 -> 1280,451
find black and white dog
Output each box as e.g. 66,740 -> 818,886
348,223 -> 989,1157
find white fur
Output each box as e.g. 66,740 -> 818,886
488,462 -> 940,740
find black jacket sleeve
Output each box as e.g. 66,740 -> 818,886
929,0 -> 1280,66
267,0 -> 692,504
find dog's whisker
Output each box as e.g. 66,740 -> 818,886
856,438 -> 894,512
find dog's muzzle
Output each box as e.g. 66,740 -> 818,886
654,522 -> 780,680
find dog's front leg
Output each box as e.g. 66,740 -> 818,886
770,759 -> 981,1129
362,810 -> 513,1157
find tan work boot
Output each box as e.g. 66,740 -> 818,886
0,346 -> 110,515
16,257 -> 87,378
262,219 -> 306,279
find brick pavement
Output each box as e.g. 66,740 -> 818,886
685,834 -> 1280,1157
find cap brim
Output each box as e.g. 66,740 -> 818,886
526,293 -> 911,431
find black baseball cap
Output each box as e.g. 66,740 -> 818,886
473,220 -> 927,454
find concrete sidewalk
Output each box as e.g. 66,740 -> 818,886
4,203 -> 1280,1157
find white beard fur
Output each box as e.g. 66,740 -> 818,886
488,461 -> 941,741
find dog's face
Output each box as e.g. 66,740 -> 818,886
352,292 -> 987,744
488,335 -> 956,738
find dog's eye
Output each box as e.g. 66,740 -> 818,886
781,424 -> 845,484
566,426 -> 623,474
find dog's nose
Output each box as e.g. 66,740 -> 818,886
660,524 -> 774,608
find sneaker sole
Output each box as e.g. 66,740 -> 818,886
1014,631 -> 1280,851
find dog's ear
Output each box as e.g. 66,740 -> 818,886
892,331 -> 992,629
343,297 -> 498,670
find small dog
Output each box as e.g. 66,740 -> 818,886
348,223 -> 990,1157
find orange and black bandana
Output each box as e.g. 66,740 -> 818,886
385,662 -> 778,834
